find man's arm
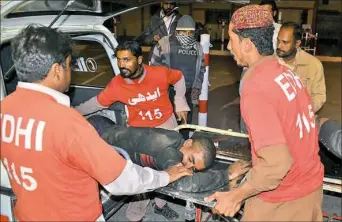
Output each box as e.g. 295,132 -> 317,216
311,61 -> 326,112
319,119 -> 342,159
169,168 -> 229,192
238,92 -> 293,196
74,96 -> 107,115
150,42 -> 167,67
166,68 -> 190,113
103,160 -> 192,195
169,160 -> 251,193
74,78 -> 118,115
173,76 -> 190,113
236,144 -> 293,199
140,19 -> 155,45
140,14 -> 161,45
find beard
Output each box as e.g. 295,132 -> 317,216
120,67 -> 136,78
276,47 -> 297,59
120,65 -> 143,79
162,8 -> 174,16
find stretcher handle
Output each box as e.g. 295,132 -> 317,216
173,124 -> 249,138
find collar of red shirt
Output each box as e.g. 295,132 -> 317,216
18,82 -> 70,107
241,55 -> 275,82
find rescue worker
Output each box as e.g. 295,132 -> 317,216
137,0 -> 181,60
0,25 -> 192,221
277,21 -> 326,112
238,0 -> 281,133
75,40 -> 189,129
87,115 -> 251,193
205,5 -> 324,221
150,15 -> 205,126
75,40 -> 189,221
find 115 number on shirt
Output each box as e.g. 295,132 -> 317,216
296,104 -> 315,139
138,108 -> 163,121
2,158 -> 37,191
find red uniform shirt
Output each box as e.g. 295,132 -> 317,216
97,65 -> 182,127
0,83 -> 126,221
241,57 -> 324,202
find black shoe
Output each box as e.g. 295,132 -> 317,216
154,203 -> 179,220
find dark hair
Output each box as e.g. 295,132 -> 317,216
193,138 -> 216,168
281,21 -> 303,41
260,0 -> 278,21
114,41 -> 142,57
233,25 -> 274,56
11,24 -> 72,83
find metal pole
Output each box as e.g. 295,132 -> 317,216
113,17 -> 117,36
198,34 -> 210,126
221,21 -> 225,51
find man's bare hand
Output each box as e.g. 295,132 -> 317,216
165,163 -> 193,183
228,160 -> 251,189
227,160 -> 251,189
191,88 -> 201,101
176,111 -> 188,124
228,160 -> 251,180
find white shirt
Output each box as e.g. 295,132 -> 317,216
18,82 -> 70,107
161,10 -> 176,35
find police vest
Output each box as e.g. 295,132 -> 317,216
169,35 -> 198,89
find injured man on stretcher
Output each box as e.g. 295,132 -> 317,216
88,115 -> 251,192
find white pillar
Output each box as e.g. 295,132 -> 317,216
113,17 -> 117,36
198,34 -> 210,126
221,21 -> 225,51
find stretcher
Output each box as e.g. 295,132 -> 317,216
173,124 -> 342,193
103,124 -> 341,221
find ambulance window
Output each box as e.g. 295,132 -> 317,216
0,39 -> 115,96
71,40 -> 115,87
